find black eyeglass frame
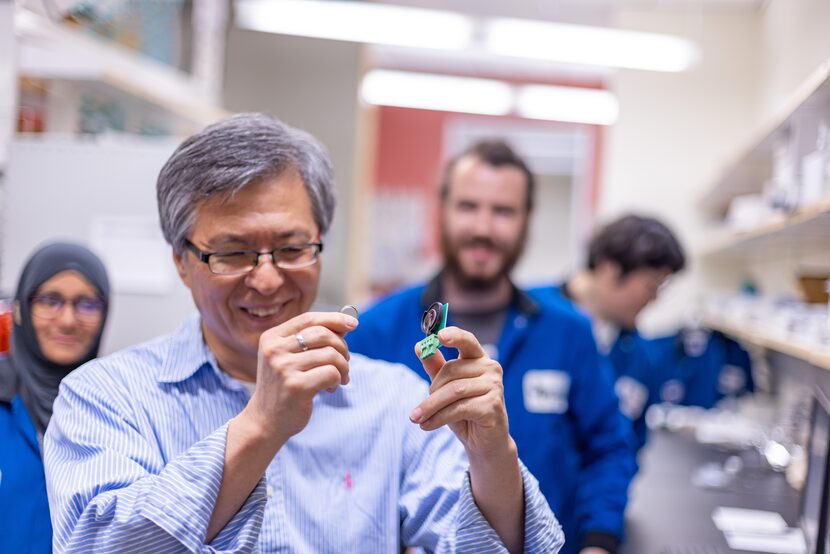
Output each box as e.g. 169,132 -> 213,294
184,240 -> 324,275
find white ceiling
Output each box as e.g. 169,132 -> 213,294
366,0 -> 765,81
372,0 -> 766,25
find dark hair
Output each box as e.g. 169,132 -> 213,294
157,113 -> 336,254
439,140 -> 535,212
587,214 -> 686,276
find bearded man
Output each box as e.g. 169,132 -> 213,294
348,140 -> 637,554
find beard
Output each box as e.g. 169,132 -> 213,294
440,228 -> 526,291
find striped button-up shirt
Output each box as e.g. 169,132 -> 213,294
44,315 -> 563,553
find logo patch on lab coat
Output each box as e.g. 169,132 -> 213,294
718,364 -> 747,395
615,375 -> 649,420
660,379 -> 685,404
523,370 -> 570,413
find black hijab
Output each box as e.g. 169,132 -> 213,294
0,242 -> 110,435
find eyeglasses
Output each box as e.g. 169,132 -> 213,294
185,240 -> 324,276
30,294 -> 106,323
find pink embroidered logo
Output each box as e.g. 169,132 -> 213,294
345,471 -> 353,491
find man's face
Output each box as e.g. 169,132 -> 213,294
594,261 -> 673,329
440,155 -> 530,289
173,172 -> 321,369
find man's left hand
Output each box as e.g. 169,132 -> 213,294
412,326 -> 524,552
410,326 -> 513,459
580,549 -> 611,554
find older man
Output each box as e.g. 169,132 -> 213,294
44,114 -> 562,553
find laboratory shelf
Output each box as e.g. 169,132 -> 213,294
699,56 -> 830,217
697,196 -> 830,260
703,315 -> 830,371
15,7 -> 227,127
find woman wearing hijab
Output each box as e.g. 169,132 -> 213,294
0,242 -> 109,553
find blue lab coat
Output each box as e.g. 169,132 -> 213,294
0,395 -> 53,553
347,277 -> 636,554
647,329 -> 755,409
529,284 -> 665,452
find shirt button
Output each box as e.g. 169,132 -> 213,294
266,485 -> 274,498
515,315 -> 527,329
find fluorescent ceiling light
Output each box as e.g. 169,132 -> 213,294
361,70 -> 513,116
235,0 -> 472,51
361,70 -> 619,125
485,18 -> 700,72
516,85 -> 619,125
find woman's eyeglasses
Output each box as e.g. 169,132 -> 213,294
30,294 -> 105,323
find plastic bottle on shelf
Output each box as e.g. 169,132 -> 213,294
767,131 -> 799,212
800,120 -> 830,208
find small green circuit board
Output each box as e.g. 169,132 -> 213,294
417,334 -> 442,360
417,302 -> 448,360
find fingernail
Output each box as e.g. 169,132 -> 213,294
345,316 -> 358,329
438,328 -> 453,341
409,407 -> 423,423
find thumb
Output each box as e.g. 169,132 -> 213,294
414,342 -> 446,382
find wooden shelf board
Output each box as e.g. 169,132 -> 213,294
705,316 -> 830,371
697,196 -> 830,260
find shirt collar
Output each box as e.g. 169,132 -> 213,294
157,313 -> 218,384
593,318 -> 621,355
420,273 -> 540,316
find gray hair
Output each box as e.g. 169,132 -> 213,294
157,112 -> 336,253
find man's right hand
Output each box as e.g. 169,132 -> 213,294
240,311 -> 358,447
207,311 -> 357,542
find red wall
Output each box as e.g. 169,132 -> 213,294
372,105 -> 605,257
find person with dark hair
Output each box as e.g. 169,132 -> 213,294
530,214 -> 687,450
44,114 -> 564,553
348,139 -> 636,554
583,215 -> 685,327
0,242 -> 110,553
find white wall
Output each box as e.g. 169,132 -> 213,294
1,137 -> 195,355
758,0 -> 830,118
514,173 -> 575,288
0,0 -> 15,169
601,7 -> 763,335
223,28 -> 362,307
602,1 -> 830,335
